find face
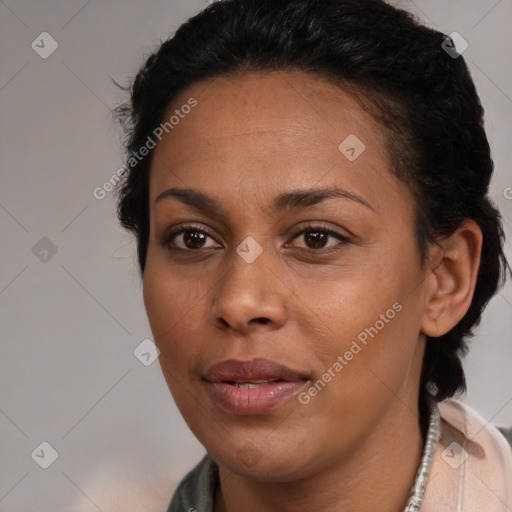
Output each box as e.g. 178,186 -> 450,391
143,70 -> 429,480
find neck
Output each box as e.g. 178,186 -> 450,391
215,400 -> 425,512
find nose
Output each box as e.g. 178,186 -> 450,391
210,246 -> 288,334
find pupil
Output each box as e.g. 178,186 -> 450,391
184,230 -> 206,249
305,231 -> 327,249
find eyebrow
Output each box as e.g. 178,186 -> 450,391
154,186 -> 374,215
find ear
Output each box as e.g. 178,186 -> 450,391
420,220 -> 483,338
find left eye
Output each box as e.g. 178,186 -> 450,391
288,226 -> 350,250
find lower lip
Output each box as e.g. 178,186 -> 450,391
207,380 -> 308,415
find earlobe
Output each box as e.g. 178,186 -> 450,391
420,220 -> 483,338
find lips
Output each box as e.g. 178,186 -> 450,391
204,358 -> 309,414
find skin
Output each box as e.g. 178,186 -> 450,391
142,70 -> 482,512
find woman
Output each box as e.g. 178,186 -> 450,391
115,0 -> 512,510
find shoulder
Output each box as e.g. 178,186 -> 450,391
421,398 -> 512,511
437,398 -> 512,466
167,453 -> 218,512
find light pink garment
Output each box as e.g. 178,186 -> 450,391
421,399 -> 512,511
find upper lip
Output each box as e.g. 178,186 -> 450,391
204,357 -> 308,383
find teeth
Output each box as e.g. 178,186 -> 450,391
229,380 -> 279,389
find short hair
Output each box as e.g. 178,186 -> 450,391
115,0 -> 510,403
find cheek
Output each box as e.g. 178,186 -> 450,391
300,267 -> 413,356
304,248 -> 424,391
298,310 -> 423,454
143,265 -> 207,416
142,257 -> 199,367
312,293 -> 424,421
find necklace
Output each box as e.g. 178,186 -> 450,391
403,402 -> 441,511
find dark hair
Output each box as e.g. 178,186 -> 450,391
115,0 -> 510,404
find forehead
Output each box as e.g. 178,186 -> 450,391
149,70 -> 404,214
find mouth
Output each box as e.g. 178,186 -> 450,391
203,358 -> 310,415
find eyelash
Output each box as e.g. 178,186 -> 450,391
160,222 -> 351,254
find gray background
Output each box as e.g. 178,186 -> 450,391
0,0 -> 511,511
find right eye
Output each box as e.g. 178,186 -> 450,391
161,224 -> 222,252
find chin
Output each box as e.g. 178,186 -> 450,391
206,435 -> 318,482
